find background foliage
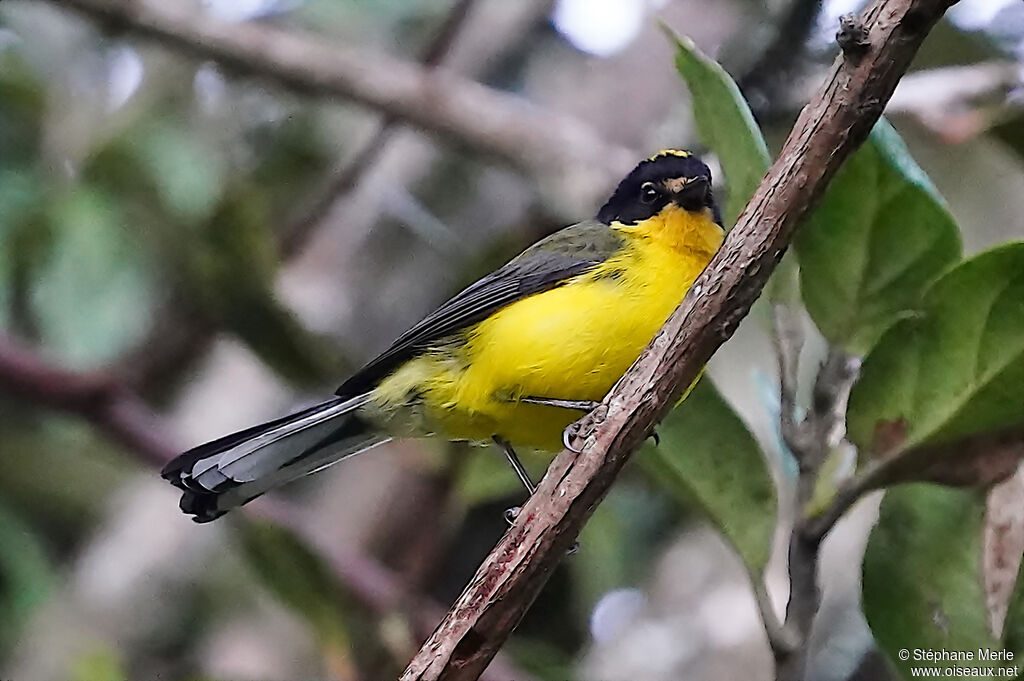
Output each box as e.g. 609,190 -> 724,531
1,1 -> 1024,680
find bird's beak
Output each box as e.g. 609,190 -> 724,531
665,176 -> 710,211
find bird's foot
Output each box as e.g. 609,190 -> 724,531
562,421 -> 583,453
561,403 -> 608,453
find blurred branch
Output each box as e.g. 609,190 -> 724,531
398,1 -> 959,679
0,334 -> 177,468
45,0 -> 633,195
772,303 -> 808,457
0,331 -> 536,681
738,0 -> 825,115
761,58 -> 1024,131
279,0 -> 482,256
251,500 -> 538,681
753,578 -> 798,656
118,296 -> 217,396
774,345 -> 859,677
886,60 -> 1024,143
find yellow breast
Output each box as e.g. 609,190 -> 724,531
369,205 -> 723,451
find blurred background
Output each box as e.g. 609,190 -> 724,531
0,0 -> 1022,679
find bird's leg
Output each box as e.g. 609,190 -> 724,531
492,435 -> 580,555
492,435 -> 536,525
520,396 -> 602,412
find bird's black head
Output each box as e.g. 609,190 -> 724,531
597,150 -> 720,226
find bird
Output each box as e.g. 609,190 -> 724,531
162,150 -> 725,523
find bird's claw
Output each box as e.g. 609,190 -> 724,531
561,403 -> 608,453
648,428 -> 660,446
562,421 -> 582,453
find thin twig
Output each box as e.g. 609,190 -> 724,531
120,0 -> 544,395
804,423 -> 1024,544
771,302 -> 809,461
399,2 -> 959,679
802,462 -> 883,543
776,344 -> 859,680
809,348 -> 860,450
752,577 -> 798,659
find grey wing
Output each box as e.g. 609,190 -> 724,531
335,220 -> 624,397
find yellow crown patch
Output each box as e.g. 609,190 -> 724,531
647,149 -> 691,162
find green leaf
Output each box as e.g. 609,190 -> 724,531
848,242 -> 1024,460
183,189 -> 347,387
639,379 -> 776,571
135,121 -> 225,224
863,485 -> 1020,677
796,119 -> 962,354
70,646 -> 126,681
1003,569 -> 1024,671
31,186 -> 154,367
0,502 -> 53,654
504,637 -> 577,681
0,53 -> 45,169
665,28 -> 770,226
0,168 -> 50,331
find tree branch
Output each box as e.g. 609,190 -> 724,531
399,1 -> 958,679
45,0 -> 633,204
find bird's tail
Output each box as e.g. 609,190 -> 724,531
161,394 -> 388,523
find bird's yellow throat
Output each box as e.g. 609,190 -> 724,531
366,204 -> 724,451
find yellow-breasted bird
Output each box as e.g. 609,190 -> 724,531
162,150 -> 724,522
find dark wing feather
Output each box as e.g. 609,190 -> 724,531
336,220 -> 624,397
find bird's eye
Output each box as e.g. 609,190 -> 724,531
640,182 -> 658,204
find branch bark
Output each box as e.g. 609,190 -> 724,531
399,1 -> 958,679
45,0 -> 633,205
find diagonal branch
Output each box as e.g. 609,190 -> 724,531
44,0 -> 633,203
399,1 -> 959,679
